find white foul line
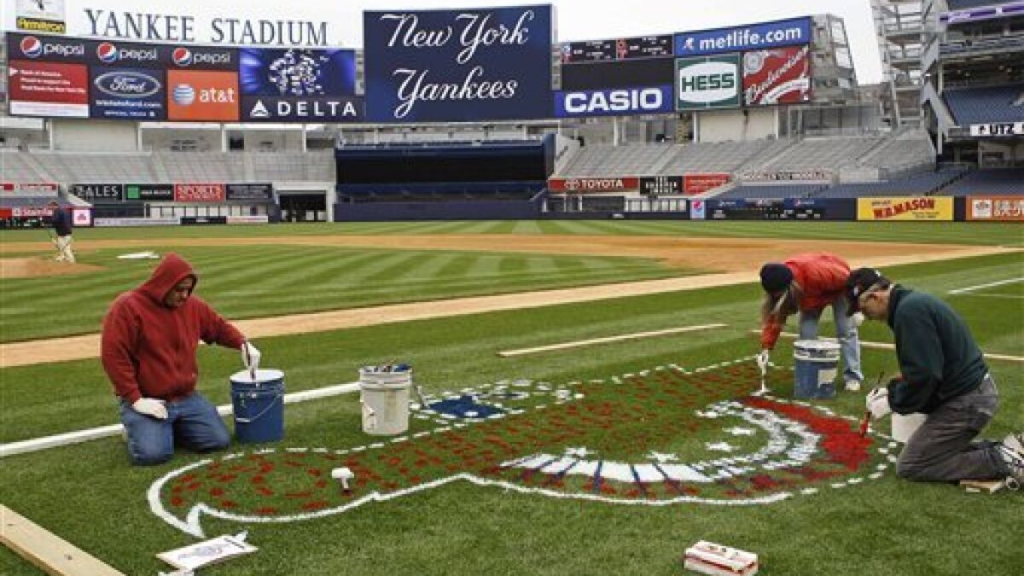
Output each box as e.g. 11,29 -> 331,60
0,381 -> 361,459
497,324 -> 728,357
758,331 -> 1024,364
949,277 -> 1024,295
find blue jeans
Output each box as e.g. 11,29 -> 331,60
798,297 -> 864,384
119,392 -> 231,466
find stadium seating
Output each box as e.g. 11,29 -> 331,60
249,151 -> 336,182
714,184 -> 826,200
818,168 -> 968,198
0,150 -> 51,182
937,168 -> 1024,196
946,0 -> 1007,9
751,136 -> 886,173
943,84 -> 1024,125
557,143 -> 676,177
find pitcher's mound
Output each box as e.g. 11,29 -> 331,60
0,258 -> 105,279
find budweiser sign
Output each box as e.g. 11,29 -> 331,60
174,183 -> 225,202
743,45 -> 810,106
548,177 -> 639,193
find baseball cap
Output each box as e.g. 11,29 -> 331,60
845,268 -> 889,316
759,263 -> 793,294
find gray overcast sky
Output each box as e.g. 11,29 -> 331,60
4,0 -> 884,82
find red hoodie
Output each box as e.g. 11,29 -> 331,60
101,253 -> 245,403
760,253 -> 851,350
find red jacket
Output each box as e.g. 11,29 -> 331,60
101,254 -> 245,403
761,253 -> 851,350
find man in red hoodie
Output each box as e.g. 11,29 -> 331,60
757,253 -> 863,395
102,253 -> 261,465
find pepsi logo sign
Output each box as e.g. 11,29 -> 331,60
96,42 -> 119,64
19,36 -> 43,58
172,47 -> 193,66
94,72 -> 162,99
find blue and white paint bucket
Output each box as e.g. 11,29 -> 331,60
359,366 -> 411,436
793,340 -> 840,399
230,369 -> 285,443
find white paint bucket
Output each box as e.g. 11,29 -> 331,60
359,366 -> 411,436
793,339 -> 841,399
891,412 -> 927,443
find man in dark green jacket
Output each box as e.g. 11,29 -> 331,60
846,268 -> 1022,485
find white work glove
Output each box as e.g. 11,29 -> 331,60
756,350 -> 770,373
851,312 -> 865,328
865,387 -> 891,420
241,341 -> 261,372
132,397 -> 168,420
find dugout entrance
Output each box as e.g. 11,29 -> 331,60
279,192 -> 328,222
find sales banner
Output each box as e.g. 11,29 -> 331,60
8,59 -> 89,118
363,5 -> 553,122
639,176 -> 683,195
70,183 -> 124,202
126,183 -> 175,202
743,45 -> 811,106
239,48 -> 363,122
857,197 -> 954,221
675,54 -> 741,111
967,196 -> 1024,222
225,183 -> 274,201
547,177 -> 639,193
675,17 -> 812,57
683,173 -> 730,195
174,183 -> 226,202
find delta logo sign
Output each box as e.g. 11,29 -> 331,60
150,360 -> 892,537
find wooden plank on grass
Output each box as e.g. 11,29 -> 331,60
498,324 -> 728,357
754,331 -> 1024,364
0,505 -> 124,576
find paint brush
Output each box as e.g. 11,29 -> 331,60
859,371 -> 885,438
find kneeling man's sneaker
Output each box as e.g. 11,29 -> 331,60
844,380 -> 862,392
998,434 -> 1024,483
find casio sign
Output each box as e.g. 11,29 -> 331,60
94,72 -> 162,99
677,61 -> 738,104
563,88 -> 664,114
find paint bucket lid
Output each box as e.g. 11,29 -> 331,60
230,369 -> 285,384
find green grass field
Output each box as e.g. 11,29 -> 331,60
1,222 -> 1021,575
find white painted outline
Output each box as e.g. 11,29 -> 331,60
948,277 -> 1024,295
496,324 -> 728,357
150,357 -> 892,538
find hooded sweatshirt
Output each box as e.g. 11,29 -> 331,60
101,253 -> 245,404
760,253 -> 851,350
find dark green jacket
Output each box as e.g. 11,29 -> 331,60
886,285 -> 988,414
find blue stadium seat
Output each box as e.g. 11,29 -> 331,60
944,84 -> 1024,125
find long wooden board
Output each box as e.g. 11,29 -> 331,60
0,505 -> 124,576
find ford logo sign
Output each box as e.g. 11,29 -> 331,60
94,72 -> 161,99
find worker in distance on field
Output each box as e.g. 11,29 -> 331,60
757,252 -> 864,391
849,268 -> 1023,485
101,253 -> 261,466
47,200 -> 76,263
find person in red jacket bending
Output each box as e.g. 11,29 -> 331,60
101,253 -> 261,465
757,252 -> 863,392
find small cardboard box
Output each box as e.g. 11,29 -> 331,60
683,540 -> 758,576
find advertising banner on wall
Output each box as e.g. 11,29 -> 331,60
239,48 -> 363,122
16,0 -> 66,34
174,183 -> 226,202
225,183 -> 274,201
166,70 -> 239,121
89,67 -> 166,120
164,45 -> 238,71
969,122 -> 1024,137
857,197 -> 954,221
126,183 -> 175,201
72,208 -> 93,227
639,176 -> 683,195
743,45 -> 811,106
547,177 -> 639,193
675,54 -> 740,111
554,85 -> 673,118
674,17 -> 812,57
967,196 -> 1024,221
70,183 -> 124,202
683,173 -> 731,195
560,35 -> 673,63
7,34 -> 88,64
363,5 -> 553,122
8,59 -> 90,117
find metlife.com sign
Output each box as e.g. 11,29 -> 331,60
674,17 -> 811,57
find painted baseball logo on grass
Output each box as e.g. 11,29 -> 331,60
151,360 -> 893,537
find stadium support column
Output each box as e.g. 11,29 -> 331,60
136,124 -> 143,151
220,125 -> 228,152
613,117 -> 621,146
301,124 -> 308,153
